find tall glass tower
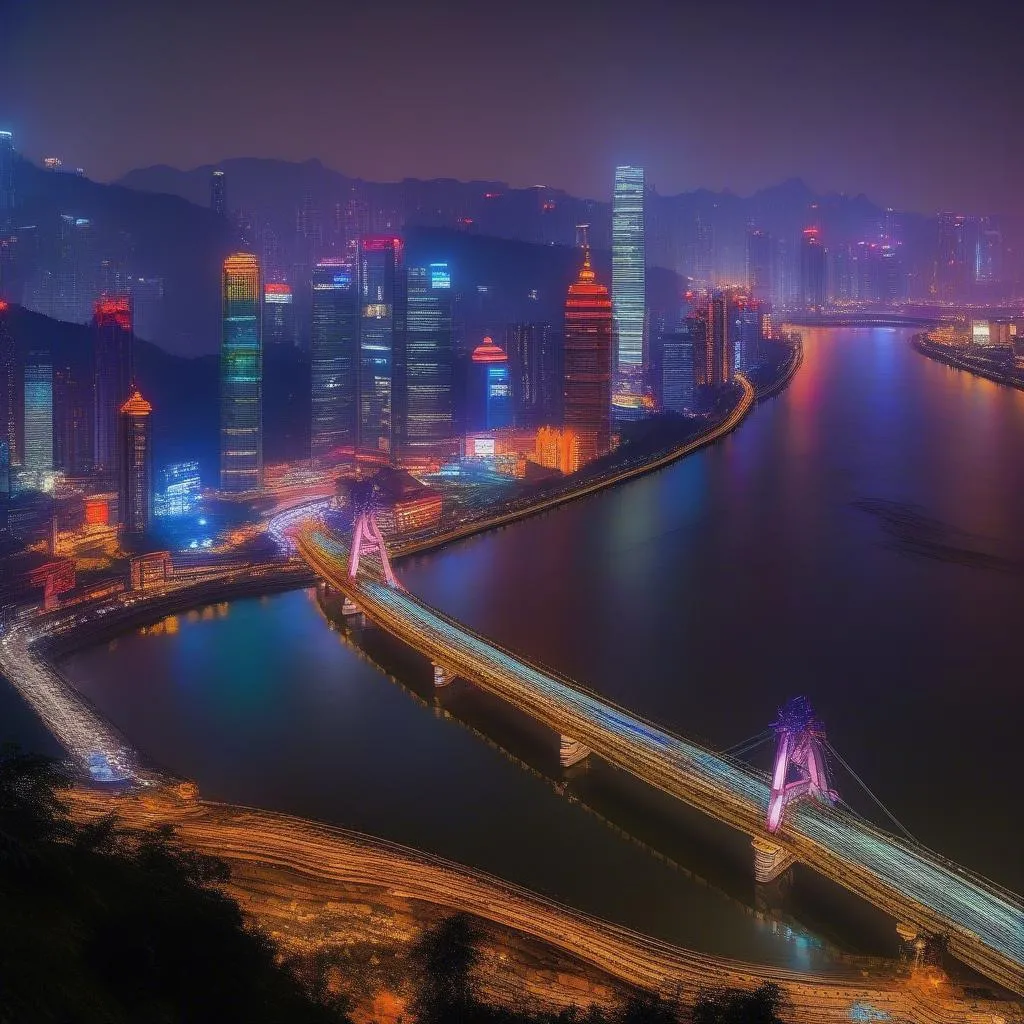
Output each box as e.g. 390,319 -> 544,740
24,352 -> 53,474
92,295 -> 133,482
219,253 -> 263,492
611,165 -> 646,398
0,130 -> 14,232
400,262 -> 454,464
357,237 -> 404,457
211,170 -> 226,217
311,259 -> 358,461
118,388 -> 153,535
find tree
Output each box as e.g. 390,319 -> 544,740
691,983 -> 786,1024
411,913 -> 483,1023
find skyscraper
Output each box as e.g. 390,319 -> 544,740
263,282 -> 296,348
211,170 -> 227,217
92,295 -> 133,481
471,336 -> 513,431
0,303 -> 18,466
401,262 -> 455,464
612,166 -> 646,399
745,227 -> 773,302
24,352 -> 53,474
661,320 -> 698,414
118,388 -> 152,535
311,259 -> 358,460
506,322 -> 559,427
935,213 -> 968,302
358,236 -> 404,457
219,253 -> 263,492
799,228 -> 827,310
707,291 -> 732,385
129,276 -> 164,343
563,245 -> 612,467
0,131 -> 14,232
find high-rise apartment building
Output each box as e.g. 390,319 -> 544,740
24,352 -> 53,474
563,246 -> 612,467
612,165 -> 646,399
799,228 -> 827,310
357,236 -> 404,457
211,170 -> 227,217
219,253 -> 263,492
0,131 -> 14,232
118,388 -> 152,535
92,295 -> 133,481
401,262 -> 455,463
310,259 -> 358,460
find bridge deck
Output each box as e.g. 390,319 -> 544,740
298,528 -> 1024,995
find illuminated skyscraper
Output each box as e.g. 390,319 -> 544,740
506,322 -> 559,427
0,303 -> 17,466
0,131 -> 14,232
358,236 -> 404,456
92,295 -> 133,481
118,388 -> 152,535
263,282 -> 295,348
661,320 -> 698,414
745,227 -> 773,302
707,291 -> 732,384
219,253 -> 263,492
612,165 -> 646,398
935,213 -> 968,302
311,259 -> 358,460
24,352 -> 53,474
471,336 -> 513,431
401,262 -> 455,463
211,170 -> 226,217
563,245 -> 612,467
799,228 -> 827,310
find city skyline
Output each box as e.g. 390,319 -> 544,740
3,0 -> 1023,218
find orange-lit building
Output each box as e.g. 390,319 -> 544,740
118,389 -> 153,535
563,246 -> 612,467
534,426 -> 581,475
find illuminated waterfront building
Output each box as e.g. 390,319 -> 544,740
401,262 -> 455,464
730,294 -> 762,371
534,425 -> 581,475
612,165 -> 646,401
0,130 -> 13,231
358,236 -> 404,457
219,252 -> 263,492
661,321 -> 698,413
563,245 -> 612,466
263,283 -> 295,348
24,351 -> 53,473
799,228 -> 827,311
92,295 -> 133,481
471,336 -> 513,431
211,170 -> 226,217
311,259 -> 358,460
505,322 -> 559,427
118,388 -> 152,535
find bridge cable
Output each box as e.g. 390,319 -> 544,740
722,730 -> 774,758
823,741 -> 916,843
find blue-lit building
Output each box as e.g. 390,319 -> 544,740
0,130 -> 13,232
311,260 -> 358,460
612,165 -> 646,401
471,336 -> 513,431
24,351 -> 53,474
219,253 -> 263,492
358,237 -> 404,457
661,320 -> 698,414
155,461 -> 201,517
400,261 -> 455,464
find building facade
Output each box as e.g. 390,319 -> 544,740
118,388 -> 152,535
505,321 -> 559,427
0,131 -> 13,232
23,351 -> 53,474
311,259 -> 359,460
263,283 -> 295,348
211,170 -> 226,217
92,295 -> 133,481
471,336 -> 513,432
661,322 -> 698,414
799,228 -> 827,310
219,253 -> 263,492
612,165 -> 646,401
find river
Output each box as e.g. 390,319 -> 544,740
9,327 -> 1023,973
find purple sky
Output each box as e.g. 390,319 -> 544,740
2,0 -> 1022,214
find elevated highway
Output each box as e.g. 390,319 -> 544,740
297,526 -> 1024,996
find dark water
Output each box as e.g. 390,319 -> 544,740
39,329 -> 1024,969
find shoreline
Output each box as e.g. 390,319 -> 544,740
911,334 -> 1024,391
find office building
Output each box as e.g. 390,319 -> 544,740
310,259 -> 358,460
24,352 -> 53,474
118,388 -> 152,535
506,321 -> 559,427
92,295 -> 133,481
219,252 -> 263,492
745,227 -> 773,302
935,213 -> 968,302
611,165 -> 646,399
263,282 -> 295,348
471,336 -> 513,431
211,170 -> 226,217
707,291 -> 732,385
156,461 -> 201,517
129,276 -> 164,343
730,294 -> 762,372
358,236 -> 404,457
401,262 -> 455,463
0,303 -> 17,466
661,321 -> 698,414
53,362 -> 93,477
0,130 -> 13,232
799,228 -> 827,310
534,425 -> 581,475
563,245 -> 612,467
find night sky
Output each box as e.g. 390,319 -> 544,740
2,0 -> 1023,214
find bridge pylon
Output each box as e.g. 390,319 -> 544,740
348,510 -> 401,589
766,696 -> 837,833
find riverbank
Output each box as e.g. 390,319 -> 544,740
911,334 -> 1024,391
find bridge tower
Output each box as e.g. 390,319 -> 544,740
766,696 -> 838,833
348,509 -> 400,588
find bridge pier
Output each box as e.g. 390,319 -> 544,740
752,837 -> 796,884
433,663 -> 455,688
559,735 -> 591,768
341,597 -> 362,619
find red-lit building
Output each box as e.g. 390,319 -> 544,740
563,247 -> 612,467
93,295 -> 133,481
